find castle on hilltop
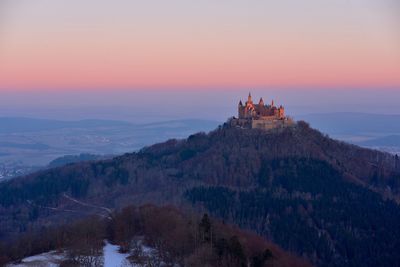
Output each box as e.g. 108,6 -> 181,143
230,93 -> 294,130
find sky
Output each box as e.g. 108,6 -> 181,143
0,0 -> 399,91
0,0 -> 399,121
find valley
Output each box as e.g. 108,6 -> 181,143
0,118 -> 220,180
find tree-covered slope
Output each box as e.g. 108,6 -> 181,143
185,158 -> 400,267
1,205 -> 311,267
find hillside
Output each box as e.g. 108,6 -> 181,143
1,121 -> 400,266
1,205 -> 310,267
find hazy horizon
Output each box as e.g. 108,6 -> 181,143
1,89 -> 399,123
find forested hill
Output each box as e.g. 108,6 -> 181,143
1,121 -> 400,266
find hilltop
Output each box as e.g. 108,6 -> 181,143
1,121 -> 400,266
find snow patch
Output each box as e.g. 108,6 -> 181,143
7,251 -> 65,267
103,242 -> 130,267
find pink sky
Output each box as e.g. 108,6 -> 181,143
0,0 -> 399,91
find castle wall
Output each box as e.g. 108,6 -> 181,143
251,119 -> 294,130
229,117 -> 294,130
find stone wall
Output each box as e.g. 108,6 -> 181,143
228,117 -> 294,130
252,118 -> 294,130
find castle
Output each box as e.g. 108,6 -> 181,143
230,93 -> 294,130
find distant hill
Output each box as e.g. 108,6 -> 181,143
297,113 -> 400,155
298,112 -> 400,135
47,154 -> 108,168
356,135 -> 400,148
0,117 -> 133,134
0,117 -> 220,134
0,142 -> 50,151
0,117 -> 221,171
1,121 -> 400,266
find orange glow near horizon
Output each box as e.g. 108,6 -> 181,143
1,0 -> 399,91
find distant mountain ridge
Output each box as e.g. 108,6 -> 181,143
0,117 -> 133,133
1,121 -> 400,266
356,135 -> 400,147
298,112 -> 400,135
0,117 -> 221,173
0,116 -> 221,133
47,153 -> 108,168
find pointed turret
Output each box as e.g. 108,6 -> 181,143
247,92 -> 253,103
259,97 -> 264,106
271,99 -> 275,107
238,100 -> 243,106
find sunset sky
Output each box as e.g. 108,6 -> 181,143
1,0 -> 399,91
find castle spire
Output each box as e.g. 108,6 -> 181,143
271,99 -> 274,107
238,100 -> 243,106
248,92 -> 252,103
259,97 -> 264,106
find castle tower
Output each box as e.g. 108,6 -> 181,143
278,105 -> 285,118
247,93 -> 253,104
238,100 -> 244,118
259,97 -> 264,106
271,100 -> 275,107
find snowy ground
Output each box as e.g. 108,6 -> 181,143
7,251 -> 66,267
7,240 -> 158,267
103,242 -> 130,267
